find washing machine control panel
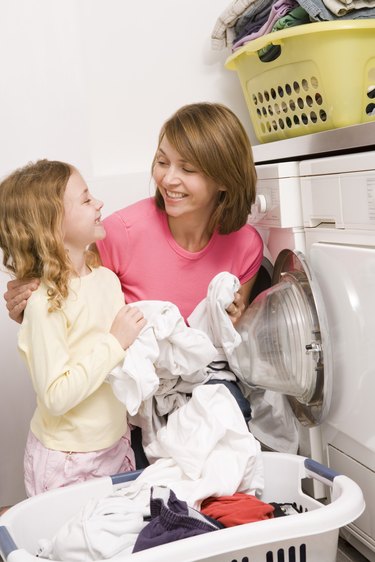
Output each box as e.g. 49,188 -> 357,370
300,150 -> 375,230
250,161 -> 303,228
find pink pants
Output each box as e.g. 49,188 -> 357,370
24,428 -> 135,497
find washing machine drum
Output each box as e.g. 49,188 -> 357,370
236,249 -> 332,426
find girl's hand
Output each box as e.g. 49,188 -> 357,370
4,278 -> 40,323
110,305 -> 146,349
226,290 -> 246,325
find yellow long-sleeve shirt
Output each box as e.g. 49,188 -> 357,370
18,266 -> 127,452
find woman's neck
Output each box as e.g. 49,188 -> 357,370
167,215 -> 213,252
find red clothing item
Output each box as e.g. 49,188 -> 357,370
201,493 -> 274,527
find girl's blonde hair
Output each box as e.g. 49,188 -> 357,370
0,159 -> 99,312
153,102 -> 257,235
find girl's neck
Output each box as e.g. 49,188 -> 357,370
67,249 -> 91,277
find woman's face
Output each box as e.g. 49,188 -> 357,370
153,136 -> 224,222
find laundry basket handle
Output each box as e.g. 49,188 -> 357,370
304,458 -> 340,483
0,526 -> 17,560
110,468 -> 143,485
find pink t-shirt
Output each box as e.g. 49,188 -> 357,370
97,198 -> 263,321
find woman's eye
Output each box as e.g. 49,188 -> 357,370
183,168 -> 196,173
157,160 -> 168,166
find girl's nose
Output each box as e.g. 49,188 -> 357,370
96,198 -> 104,210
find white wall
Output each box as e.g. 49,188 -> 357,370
0,0 -> 256,505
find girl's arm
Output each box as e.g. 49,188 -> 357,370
18,294 -> 144,416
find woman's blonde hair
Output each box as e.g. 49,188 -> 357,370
153,102 -> 257,235
0,159 -> 99,312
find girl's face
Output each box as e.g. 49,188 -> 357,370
153,136 -> 224,222
62,170 -> 104,252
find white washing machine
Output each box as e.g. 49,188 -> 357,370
241,148 -> 375,561
300,150 -> 375,561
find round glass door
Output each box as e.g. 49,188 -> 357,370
235,249 -> 332,426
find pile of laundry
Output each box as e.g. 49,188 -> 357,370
35,272 -> 299,560
211,0 -> 375,51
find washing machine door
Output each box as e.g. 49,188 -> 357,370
235,249 -> 332,427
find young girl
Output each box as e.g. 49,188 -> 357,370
0,159 -> 146,495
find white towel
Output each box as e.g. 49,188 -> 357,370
107,301 -> 217,416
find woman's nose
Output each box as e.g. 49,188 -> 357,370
162,166 -> 180,186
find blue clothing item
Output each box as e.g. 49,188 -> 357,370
205,379 -> 252,423
133,486 -> 223,553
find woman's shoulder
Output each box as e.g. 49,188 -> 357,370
105,197 -> 159,226
224,223 -> 263,245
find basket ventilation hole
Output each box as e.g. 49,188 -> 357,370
229,558 -> 249,562
366,85 -> 375,115
264,544 -> 307,562
251,76 -> 327,134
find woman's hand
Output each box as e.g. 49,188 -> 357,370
4,278 -> 40,323
110,305 -> 146,349
226,290 -> 246,325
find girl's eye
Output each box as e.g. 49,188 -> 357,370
84,198 -> 92,204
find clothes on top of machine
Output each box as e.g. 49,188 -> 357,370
36,384 -> 264,561
211,0 -> 375,50
132,486 -> 224,553
211,0 -> 266,48
256,6 -> 310,60
232,0 -> 299,49
294,0 -> 375,19
201,492 -> 275,527
234,0 -> 276,39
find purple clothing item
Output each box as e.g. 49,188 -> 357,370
234,0 -> 275,40
133,486 -> 222,553
232,0 -> 298,49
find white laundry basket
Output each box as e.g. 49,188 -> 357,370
0,452 -> 365,562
